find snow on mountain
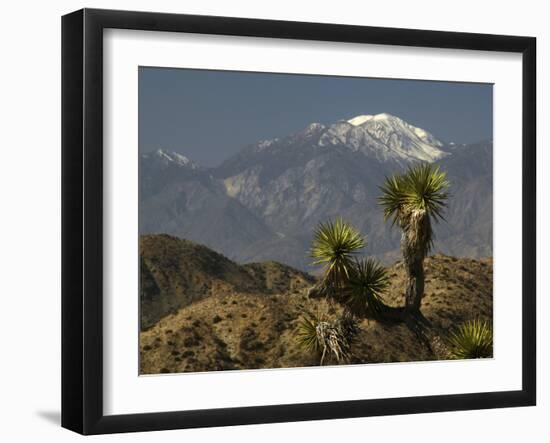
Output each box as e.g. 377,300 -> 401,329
347,114 -> 375,126
241,113 -> 448,164
341,113 -> 447,162
146,148 -> 199,169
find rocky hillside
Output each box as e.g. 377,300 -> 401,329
139,113 -> 492,270
140,234 -> 315,329
139,236 -> 493,374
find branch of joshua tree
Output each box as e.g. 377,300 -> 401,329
310,218 -> 365,292
378,163 -> 449,236
344,258 -> 390,319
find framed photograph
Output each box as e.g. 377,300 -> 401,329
62,8 -> 536,435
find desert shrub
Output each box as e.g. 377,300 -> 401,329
447,319 -> 493,359
297,311 -> 359,365
240,327 -> 264,352
183,337 -> 199,347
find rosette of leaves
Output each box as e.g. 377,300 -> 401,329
345,258 -> 390,319
447,319 -> 493,359
309,218 -> 365,301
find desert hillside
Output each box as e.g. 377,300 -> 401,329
139,234 -> 493,374
140,234 -> 315,329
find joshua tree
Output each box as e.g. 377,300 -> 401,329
302,218 -> 365,363
379,163 -> 449,313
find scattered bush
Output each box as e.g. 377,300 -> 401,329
183,337 -> 199,347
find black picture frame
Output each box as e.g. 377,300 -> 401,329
61,8 -> 537,435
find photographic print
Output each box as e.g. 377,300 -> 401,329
138,67 -> 493,375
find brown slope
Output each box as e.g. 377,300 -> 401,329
140,254 -> 493,374
140,234 -> 315,329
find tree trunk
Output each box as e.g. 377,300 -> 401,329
400,209 -> 429,312
403,254 -> 424,312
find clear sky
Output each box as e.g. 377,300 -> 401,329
139,67 -> 493,167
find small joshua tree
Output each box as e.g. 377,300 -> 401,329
379,163 -> 449,313
308,218 -> 392,318
301,218 -> 365,364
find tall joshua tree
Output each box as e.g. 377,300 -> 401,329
379,163 -> 449,313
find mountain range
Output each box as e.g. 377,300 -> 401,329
139,113 -> 492,270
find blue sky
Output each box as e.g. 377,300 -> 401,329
139,67 -> 493,167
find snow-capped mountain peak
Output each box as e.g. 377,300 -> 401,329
347,112 -> 395,126
222,112 -> 448,169
347,114 -> 374,126
320,113 -> 448,163
153,148 -> 199,169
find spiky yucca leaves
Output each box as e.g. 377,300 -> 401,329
297,313 -> 323,355
379,163 -> 449,256
345,258 -> 390,318
379,164 -> 449,311
297,312 -> 359,365
310,218 -> 365,300
447,319 -> 493,359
